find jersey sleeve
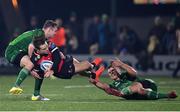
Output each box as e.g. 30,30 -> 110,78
30,52 -> 44,77
120,69 -> 137,81
49,42 -> 62,73
109,81 -> 118,89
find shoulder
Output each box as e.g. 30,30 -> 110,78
32,29 -> 45,36
19,29 -> 44,37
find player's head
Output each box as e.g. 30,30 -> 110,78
33,36 -> 49,55
43,20 -> 58,38
107,66 -> 120,80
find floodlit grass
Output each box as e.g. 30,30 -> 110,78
0,75 -> 180,111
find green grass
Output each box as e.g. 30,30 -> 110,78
0,75 -> 180,111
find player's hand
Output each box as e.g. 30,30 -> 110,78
31,70 -> 42,79
44,70 -> 54,78
111,59 -> 123,67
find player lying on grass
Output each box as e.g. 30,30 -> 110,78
30,36 -> 103,100
89,59 -> 178,100
5,20 -> 58,95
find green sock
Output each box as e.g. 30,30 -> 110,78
157,93 -> 169,99
147,90 -> 168,100
34,78 -> 44,96
14,68 -> 29,86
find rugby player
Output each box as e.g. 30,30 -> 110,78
5,20 -> 58,95
30,37 -> 103,100
90,59 -> 178,100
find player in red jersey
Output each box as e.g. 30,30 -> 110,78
30,37 -> 103,100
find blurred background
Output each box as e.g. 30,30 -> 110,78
0,0 -> 180,77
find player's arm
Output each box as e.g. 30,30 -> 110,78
28,44 -> 43,79
111,59 -> 137,77
29,53 -> 42,79
30,69 -> 42,79
28,43 -> 35,58
89,78 -> 123,97
44,70 -> 54,78
49,43 -> 62,73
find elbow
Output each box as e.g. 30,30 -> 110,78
133,69 -> 138,76
129,67 -> 138,76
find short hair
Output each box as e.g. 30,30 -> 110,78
43,20 -> 58,29
33,35 -> 46,49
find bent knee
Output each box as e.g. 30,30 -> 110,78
137,88 -> 147,95
129,82 -> 143,93
24,62 -> 34,70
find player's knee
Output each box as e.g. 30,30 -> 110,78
130,82 -> 141,92
138,88 -> 147,95
24,62 -> 34,71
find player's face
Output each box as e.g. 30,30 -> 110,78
108,67 -> 119,80
46,27 -> 58,38
38,42 -> 49,54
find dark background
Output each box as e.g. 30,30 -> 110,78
19,0 -> 179,22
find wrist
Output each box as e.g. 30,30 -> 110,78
92,80 -> 99,85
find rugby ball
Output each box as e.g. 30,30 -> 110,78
40,60 -> 53,71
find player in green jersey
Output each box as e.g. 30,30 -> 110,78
5,20 -> 58,95
89,59 -> 178,100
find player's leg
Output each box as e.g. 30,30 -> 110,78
138,79 -> 158,92
77,65 -> 105,80
73,60 -> 96,78
33,78 -> 44,96
73,58 -> 104,79
54,56 -> 103,79
138,88 -> 178,100
74,60 -> 93,73
94,66 -> 105,81
73,57 -> 103,72
16,55 -> 34,86
9,54 -> 34,94
31,78 -> 50,101
129,82 -> 178,100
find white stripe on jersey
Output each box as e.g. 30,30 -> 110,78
51,47 -> 58,53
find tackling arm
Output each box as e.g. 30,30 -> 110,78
111,59 -> 137,77
89,78 -> 123,97
28,44 -> 35,58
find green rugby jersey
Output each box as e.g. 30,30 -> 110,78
9,29 -> 44,52
109,70 -> 141,91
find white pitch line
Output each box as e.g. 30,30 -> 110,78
158,86 -> 180,89
3,93 -> 61,96
58,100 -> 180,104
64,85 -> 94,89
159,81 -> 180,85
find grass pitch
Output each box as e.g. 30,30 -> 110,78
0,75 -> 180,111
